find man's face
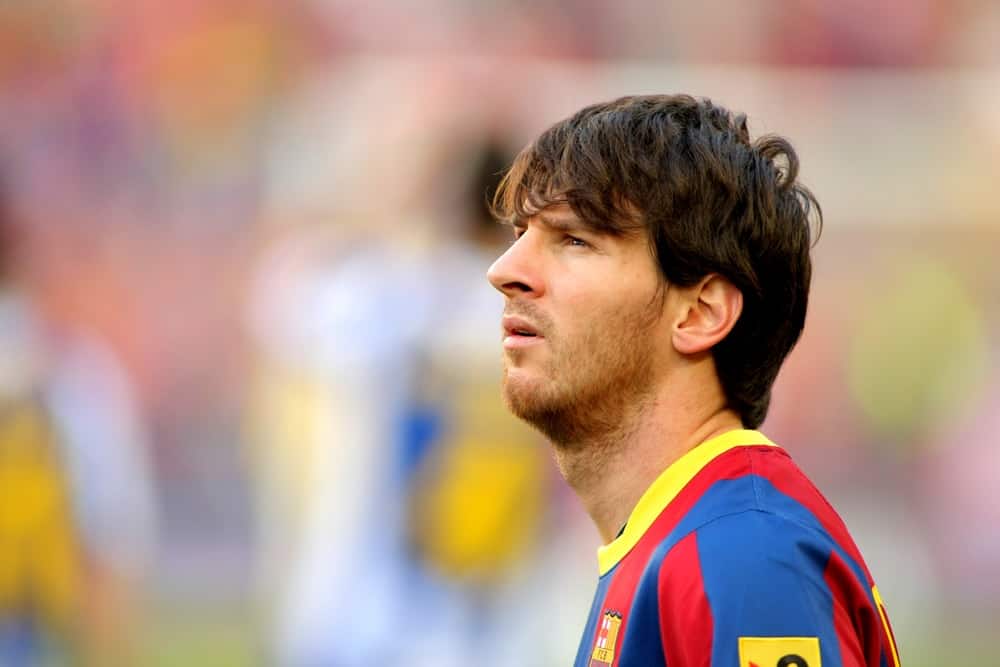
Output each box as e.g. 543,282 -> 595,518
486,204 -> 673,447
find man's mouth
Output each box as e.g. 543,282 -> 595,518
502,315 -> 544,348
502,316 -> 541,338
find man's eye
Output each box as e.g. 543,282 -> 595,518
565,235 -> 589,248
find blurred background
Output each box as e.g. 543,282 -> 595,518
0,1 -> 998,665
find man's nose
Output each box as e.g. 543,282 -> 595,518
487,234 -> 543,299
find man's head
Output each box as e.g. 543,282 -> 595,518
487,94 -> 820,439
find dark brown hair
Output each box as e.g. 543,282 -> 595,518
492,94 -> 822,428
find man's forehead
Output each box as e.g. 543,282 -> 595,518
534,204 -> 581,229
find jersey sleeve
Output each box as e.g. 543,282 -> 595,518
656,510 -> 875,667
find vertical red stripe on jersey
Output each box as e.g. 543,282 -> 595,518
657,532 -> 713,666
824,550 -> 881,667
823,551 -> 865,666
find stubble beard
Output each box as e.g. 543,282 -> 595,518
501,301 -> 660,453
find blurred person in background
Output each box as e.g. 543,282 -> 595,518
248,92 -> 589,664
0,165 -> 155,666
0,166 -> 78,665
486,95 -> 901,666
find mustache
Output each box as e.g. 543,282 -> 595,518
503,302 -> 553,336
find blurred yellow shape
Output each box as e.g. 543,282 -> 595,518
0,401 -> 80,627
847,257 -> 988,449
411,384 -> 546,583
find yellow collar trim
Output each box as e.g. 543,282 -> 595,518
596,429 -> 776,576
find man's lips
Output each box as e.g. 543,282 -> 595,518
501,315 -> 545,349
502,315 -> 541,337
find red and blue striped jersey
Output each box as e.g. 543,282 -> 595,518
574,429 -> 901,667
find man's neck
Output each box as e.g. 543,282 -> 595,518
554,389 -> 744,545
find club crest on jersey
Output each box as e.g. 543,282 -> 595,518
738,636 -> 821,667
590,610 -> 623,667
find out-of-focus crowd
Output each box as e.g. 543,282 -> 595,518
0,1 -> 998,665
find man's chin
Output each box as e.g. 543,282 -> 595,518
501,369 -> 550,417
502,369 -> 574,437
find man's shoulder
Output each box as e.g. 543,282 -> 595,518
650,446 -> 847,558
662,443 -> 832,536
646,444 -> 868,584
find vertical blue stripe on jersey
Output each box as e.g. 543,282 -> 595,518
748,472 -> 888,664
751,474 -> 873,598
574,564 -> 618,667
743,475 -> 891,667
697,507 -> 842,665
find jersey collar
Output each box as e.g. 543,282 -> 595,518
596,428 -> 776,576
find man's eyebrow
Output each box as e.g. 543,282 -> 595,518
536,211 -> 587,232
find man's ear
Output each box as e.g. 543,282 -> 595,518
672,274 -> 743,355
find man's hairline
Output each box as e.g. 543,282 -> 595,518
500,201 -> 648,240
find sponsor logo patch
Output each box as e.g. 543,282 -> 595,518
738,636 -> 821,667
589,610 -> 623,667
